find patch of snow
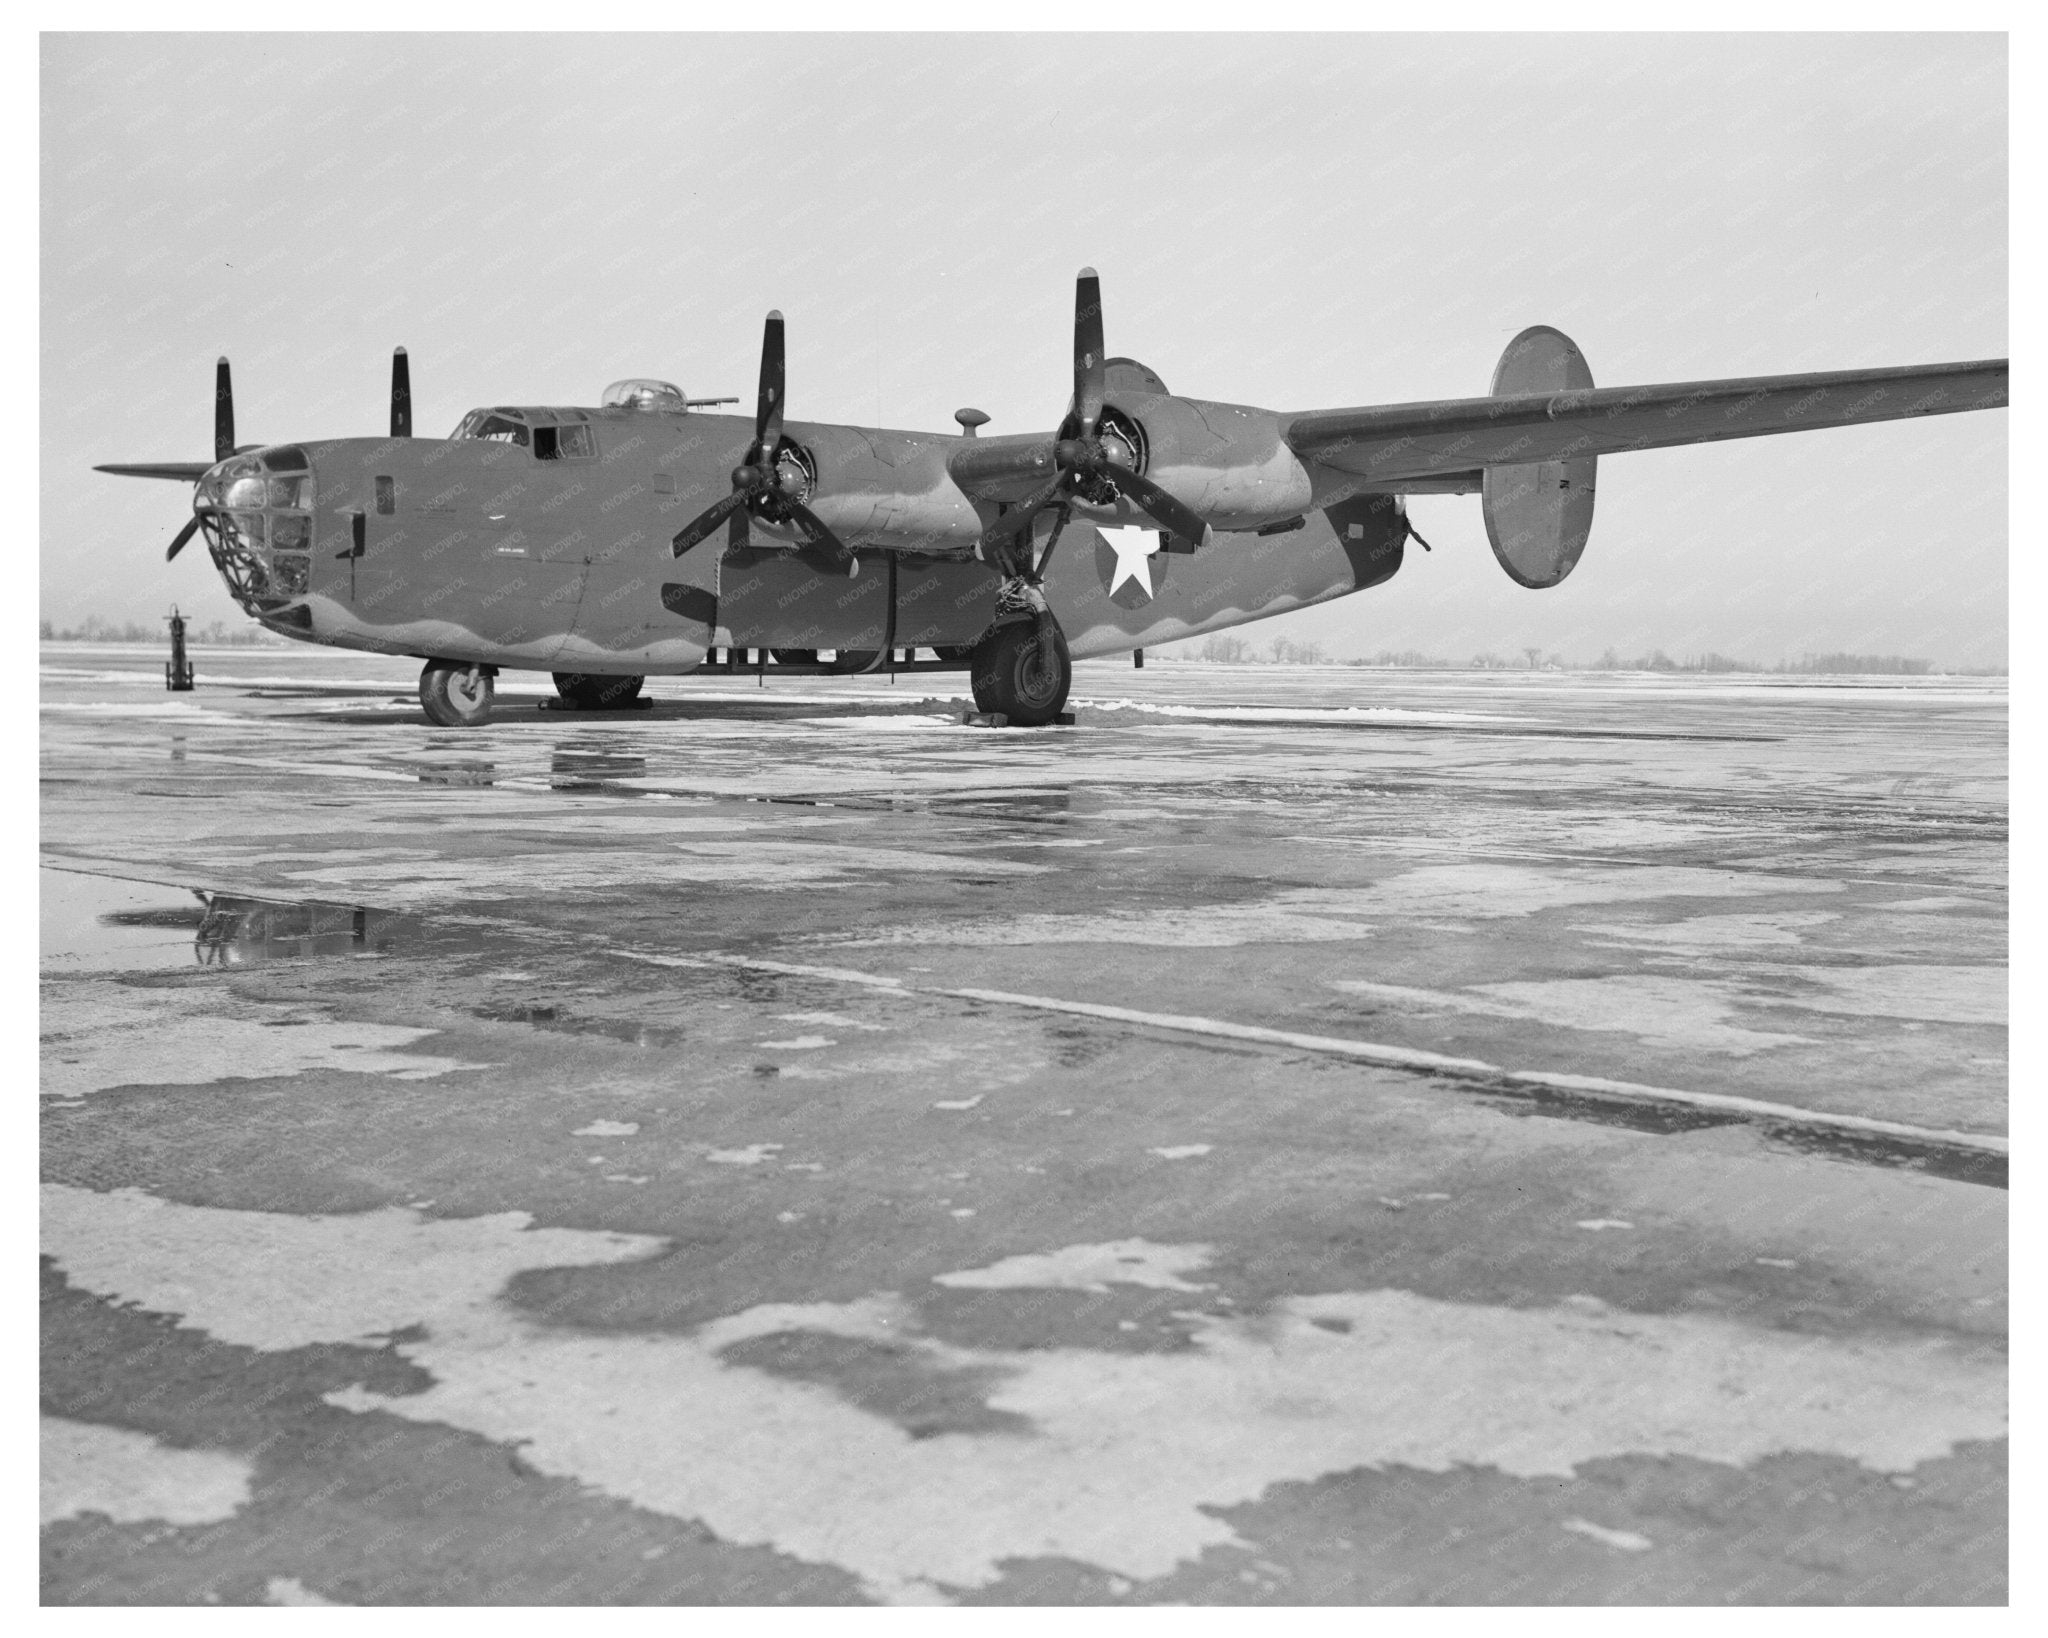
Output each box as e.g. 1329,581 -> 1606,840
42,1187 -> 2007,1602
1561,1518 -> 1652,1552
933,1240 -> 1217,1295
773,1011 -> 887,1031
1774,965 -> 2006,1027
265,1577 -> 341,1605
41,1417 -> 253,1527
40,982 -> 484,1100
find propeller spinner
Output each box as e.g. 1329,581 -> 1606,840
670,312 -> 851,568
981,269 -> 1212,555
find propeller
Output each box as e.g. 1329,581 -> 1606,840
214,356 -> 234,462
390,346 -> 411,438
165,514 -> 204,562
671,312 -> 852,567
981,269 -> 1212,555
102,346 -> 419,562
150,355 -> 243,559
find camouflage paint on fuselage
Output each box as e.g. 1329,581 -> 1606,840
199,392 -> 1386,674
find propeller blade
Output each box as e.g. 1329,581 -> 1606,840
672,490 -> 748,557
1073,267 -> 1105,437
214,357 -> 234,462
979,473 -> 1067,551
1111,467 -> 1213,551
729,506 -> 749,550
165,514 -> 202,562
756,311 -> 786,459
784,499 -> 851,563
390,347 -> 412,438
95,462 -> 214,482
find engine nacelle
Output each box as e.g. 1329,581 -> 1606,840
1482,326 -> 1598,588
1127,389 -> 1318,533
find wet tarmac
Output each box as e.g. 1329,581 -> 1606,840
40,643 -> 2007,1604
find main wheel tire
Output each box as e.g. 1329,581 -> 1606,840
835,649 -> 882,673
420,662 -> 495,727
769,648 -> 818,666
969,621 -> 1071,726
552,672 -> 645,709
933,645 -> 973,664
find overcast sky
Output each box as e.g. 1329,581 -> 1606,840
40,32 -> 2006,665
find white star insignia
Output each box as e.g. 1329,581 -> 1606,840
1101,526 -> 1162,599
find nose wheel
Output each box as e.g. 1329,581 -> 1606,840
419,660 -> 495,727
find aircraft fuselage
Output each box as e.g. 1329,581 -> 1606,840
193,396 -> 1396,676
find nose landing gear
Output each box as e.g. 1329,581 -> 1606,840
419,660 -> 495,727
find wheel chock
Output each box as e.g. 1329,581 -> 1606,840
539,696 -> 655,712
960,710 -> 1075,728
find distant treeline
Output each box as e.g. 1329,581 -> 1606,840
1169,634 -> 1998,675
40,617 -> 284,647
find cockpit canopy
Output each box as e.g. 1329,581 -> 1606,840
449,406 -> 598,459
449,382 -> 722,438
601,379 -> 691,412
451,407 -> 533,443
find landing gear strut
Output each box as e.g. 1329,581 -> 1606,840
970,513 -> 1074,726
419,660 -> 495,727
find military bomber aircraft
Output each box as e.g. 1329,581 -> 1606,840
98,269 -> 2008,727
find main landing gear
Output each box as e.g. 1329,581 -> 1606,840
969,578 -> 1072,726
419,660 -> 495,727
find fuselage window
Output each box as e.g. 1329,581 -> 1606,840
533,424 -> 596,461
375,476 -> 396,515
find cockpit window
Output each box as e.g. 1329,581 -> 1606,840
475,415 -> 529,446
453,410 -> 531,445
533,424 -> 596,461
262,446 -> 308,472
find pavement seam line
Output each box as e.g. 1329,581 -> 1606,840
606,949 -> 2007,1159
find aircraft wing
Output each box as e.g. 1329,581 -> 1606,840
1284,358 -> 2007,487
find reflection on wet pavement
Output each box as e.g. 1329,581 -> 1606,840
41,867 -> 410,971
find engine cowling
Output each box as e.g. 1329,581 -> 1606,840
1482,326 -> 1597,588
1108,389 -> 1316,533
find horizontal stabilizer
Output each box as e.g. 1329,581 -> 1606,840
95,461 -> 214,482
1286,358 -> 2007,485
